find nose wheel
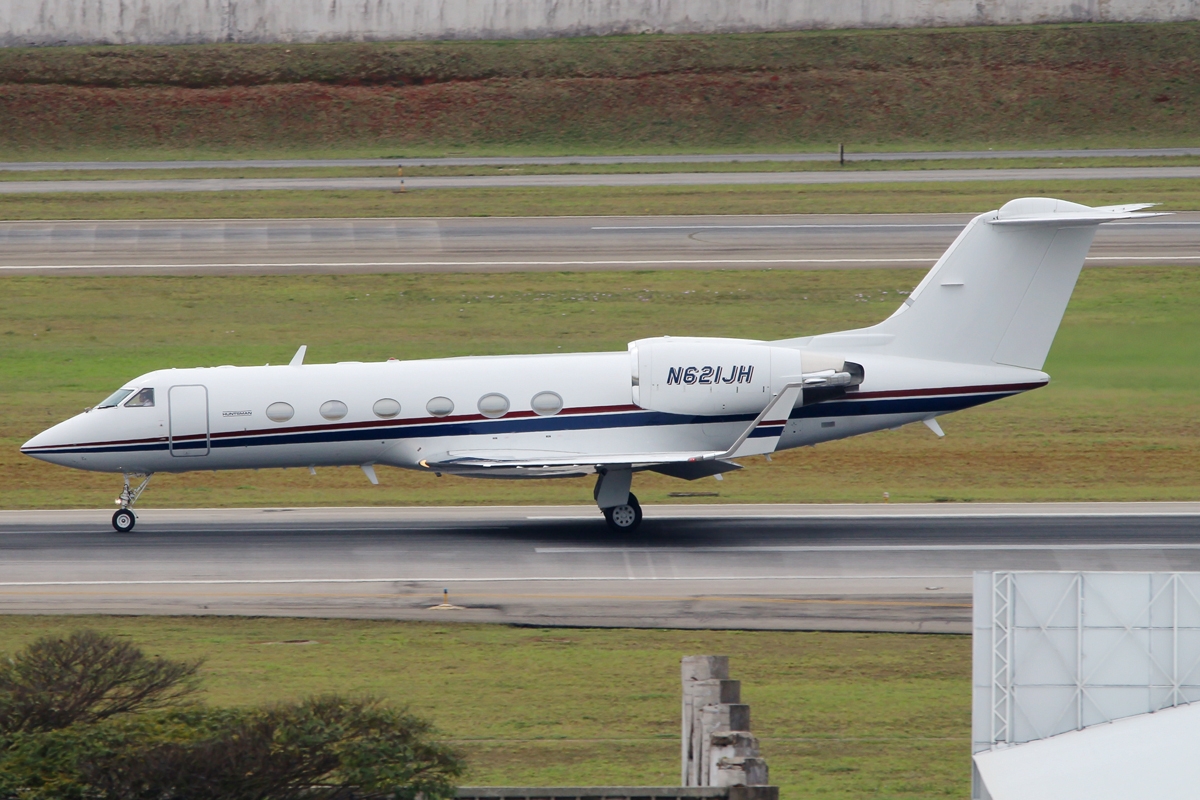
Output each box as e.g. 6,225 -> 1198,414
111,473 -> 152,532
112,508 -> 136,533
604,493 -> 643,531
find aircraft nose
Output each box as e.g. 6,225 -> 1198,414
22,418 -> 81,464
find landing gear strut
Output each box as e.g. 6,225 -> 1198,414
112,473 -> 152,532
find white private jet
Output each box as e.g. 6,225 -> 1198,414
23,198 -> 1164,532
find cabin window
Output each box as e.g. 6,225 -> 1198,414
373,398 -> 401,418
266,402 -> 294,422
320,400 -> 348,421
478,393 -> 510,419
124,388 -> 155,407
531,391 -> 564,416
97,388 -> 135,409
426,396 -> 454,417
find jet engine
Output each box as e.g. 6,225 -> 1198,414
628,337 -> 863,415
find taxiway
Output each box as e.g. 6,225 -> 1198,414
2,213 -> 1196,274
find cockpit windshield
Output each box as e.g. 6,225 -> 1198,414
96,388 -> 135,409
124,388 -> 155,407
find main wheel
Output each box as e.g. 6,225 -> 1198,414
112,509 -> 136,533
604,493 -> 643,531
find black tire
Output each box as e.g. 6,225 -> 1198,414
112,509 -> 136,533
604,493 -> 643,531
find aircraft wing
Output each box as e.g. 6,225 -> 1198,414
418,383 -> 803,474
426,450 -> 727,469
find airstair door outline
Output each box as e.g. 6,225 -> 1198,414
169,385 -> 210,457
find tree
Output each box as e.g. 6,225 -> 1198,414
81,696 -> 464,800
0,629 -> 202,736
0,632 -> 463,800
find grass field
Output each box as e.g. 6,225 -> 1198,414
7,156 -> 1200,182
3,178 -> 1200,221
0,617 -> 971,799
3,266 -> 1197,509
1,23 -> 1197,158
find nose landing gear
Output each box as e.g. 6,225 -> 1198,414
112,508 -> 136,533
112,473 -> 152,532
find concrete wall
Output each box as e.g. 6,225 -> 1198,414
4,0 -> 1200,47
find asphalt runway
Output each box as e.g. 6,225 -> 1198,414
2,213 -> 1196,274
3,503 -> 1198,632
4,166 -> 1200,194
3,147 -> 1199,171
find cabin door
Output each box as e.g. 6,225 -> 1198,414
169,385 -> 210,457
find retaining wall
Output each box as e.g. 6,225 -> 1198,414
4,0 -> 1200,47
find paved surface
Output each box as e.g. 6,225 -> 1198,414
3,503 -> 1198,632
1,213 -> 1195,274
3,147 -> 1199,171
4,166 -> 1200,194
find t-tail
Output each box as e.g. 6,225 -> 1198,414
798,198 -> 1167,368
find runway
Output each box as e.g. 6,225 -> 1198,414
3,147 -> 1198,171
3,503 -> 1198,633
2,213 -> 1196,274
4,166 -> 1200,194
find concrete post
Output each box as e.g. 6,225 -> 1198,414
710,731 -> 768,787
682,655 -> 773,791
699,704 -> 750,785
681,656 -> 730,785
690,680 -> 740,785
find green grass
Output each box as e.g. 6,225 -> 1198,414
5,24 -> 1197,87
3,266 -> 1198,509
2,178 -> 1199,220
6,156 -> 1200,182
0,617 -> 971,799
1,23 -> 1197,157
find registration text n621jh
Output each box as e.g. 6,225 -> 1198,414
666,365 -> 754,386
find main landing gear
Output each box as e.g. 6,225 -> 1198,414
595,467 -> 642,531
112,473 -> 152,532
603,494 -> 643,531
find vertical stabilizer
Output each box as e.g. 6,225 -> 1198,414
802,198 -> 1165,369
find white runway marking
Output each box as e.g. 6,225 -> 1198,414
0,574 -> 970,587
3,256 -> 1195,272
0,257 -> 939,271
536,543 -> 1200,553
591,223 -> 966,230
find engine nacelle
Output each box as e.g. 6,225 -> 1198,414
629,337 -> 804,416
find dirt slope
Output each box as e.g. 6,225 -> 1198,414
2,24 -> 1197,155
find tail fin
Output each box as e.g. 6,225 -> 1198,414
808,198 -> 1165,369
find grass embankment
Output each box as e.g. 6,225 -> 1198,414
5,179 -> 1200,220
3,267 -> 1197,508
0,23 -> 1198,159
0,617 -> 970,799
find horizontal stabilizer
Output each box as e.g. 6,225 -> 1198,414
991,197 -> 1167,225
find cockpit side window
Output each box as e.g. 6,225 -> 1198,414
124,388 -> 155,408
97,388 -> 135,409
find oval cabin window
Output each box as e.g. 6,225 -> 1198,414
477,393 -> 510,419
320,400 -> 348,420
373,398 -> 401,418
265,402 -> 294,422
426,396 -> 454,417
531,391 -> 564,416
